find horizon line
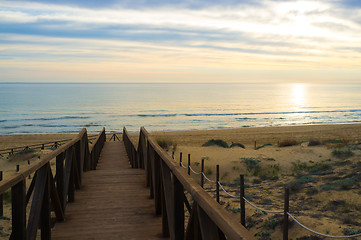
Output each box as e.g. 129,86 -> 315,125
0,81 -> 359,85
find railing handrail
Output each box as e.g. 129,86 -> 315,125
0,128 -> 102,194
124,126 -> 254,240
89,127 -> 105,153
123,127 -> 137,148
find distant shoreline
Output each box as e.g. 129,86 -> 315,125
1,122 -> 361,136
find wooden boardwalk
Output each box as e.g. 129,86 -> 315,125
52,141 -> 166,240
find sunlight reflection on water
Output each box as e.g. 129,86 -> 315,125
0,83 -> 360,133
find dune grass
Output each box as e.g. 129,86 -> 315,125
278,139 -> 298,147
202,139 -> 229,148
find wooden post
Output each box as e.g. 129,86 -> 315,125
75,141 -> 82,186
188,154 -> 191,175
68,154 -> 75,203
16,164 -> 20,172
56,154 -> 64,211
0,171 -> 3,217
173,177 -> 184,240
240,174 -> 245,227
148,145 -> 154,198
12,180 -> 26,240
283,187 -> 289,240
201,158 -> 204,188
28,160 -> 31,179
254,141 -> 257,150
41,168 -> 51,239
216,165 -> 219,203
153,153 -> 162,215
179,152 -> 182,167
161,181 -> 169,237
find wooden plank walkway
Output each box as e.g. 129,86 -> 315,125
52,141 -> 166,240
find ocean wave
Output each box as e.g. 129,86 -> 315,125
39,124 -> 85,128
235,117 -> 257,121
85,123 -> 102,127
1,123 -> 101,129
137,114 -> 177,117
0,120 -> 6,123
184,109 -> 361,117
1,125 -> 19,129
24,116 -> 91,121
117,109 -> 361,118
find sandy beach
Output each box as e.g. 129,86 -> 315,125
1,123 -> 361,239
140,123 -> 361,239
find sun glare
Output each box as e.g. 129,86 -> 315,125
291,83 -> 306,107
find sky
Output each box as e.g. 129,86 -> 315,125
0,0 -> 360,83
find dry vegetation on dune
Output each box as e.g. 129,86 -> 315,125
151,124 -> 361,240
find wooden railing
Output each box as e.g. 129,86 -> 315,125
0,135 -> 99,157
123,127 -> 255,240
123,128 -> 141,169
0,128 -> 106,240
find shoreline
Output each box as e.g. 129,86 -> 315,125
1,122 -> 361,148
1,121 -> 361,135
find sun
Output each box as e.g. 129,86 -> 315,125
291,83 -> 306,107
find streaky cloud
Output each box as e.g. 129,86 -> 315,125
0,0 -> 360,83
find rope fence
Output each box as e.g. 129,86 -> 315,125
218,181 -> 238,198
172,151 -> 361,239
202,172 -> 216,182
180,162 -> 188,169
189,166 -> 201,175
243,197 -> 283,214
287,213 -> 361,239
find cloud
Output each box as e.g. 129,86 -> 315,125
1,1 -> 360,40
0,0 -> 360,82
0,10 -> 37,23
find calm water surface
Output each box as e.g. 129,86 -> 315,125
0,83 -> 360,134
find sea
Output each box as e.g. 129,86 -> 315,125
0,82 -> 360,134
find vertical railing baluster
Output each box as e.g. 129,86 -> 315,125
56,153 -> 64,211
201,158 -> 204,188
240,174 -> 245,227
148,140 -> 154,198
188,154 -> 191,175
161,180 -> 169,237
154,153 -> 162,215
173,177 -> 184,240
41,166 -> 51,240
12,179 -> 26,240
75,140 -> 82,185
216,165 -> 220,203
283,187 -> 289,240
0,171 -> 3,217
68,149 -> 75,203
